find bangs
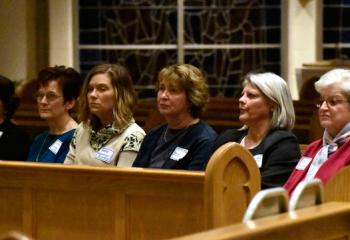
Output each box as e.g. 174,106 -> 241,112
158,72 -> 184,90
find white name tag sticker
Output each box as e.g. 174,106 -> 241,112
170,147 -> 189,161
96,147 -> 115,163
296,157 -> 312,170
49,139 -> 63,155
253,154 -> 263,168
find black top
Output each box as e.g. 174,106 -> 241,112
133,119 -> 217,170
212,129 -> 301,189
0,120 -> 31,160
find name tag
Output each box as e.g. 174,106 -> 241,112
49,139 -> 63,155
296,156 -> 312,170
253,154 -> 263,168
96,147 -> 115,163
0,131 -> 3,138
170,147 -> 189,161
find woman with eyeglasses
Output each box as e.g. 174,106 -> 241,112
27,66 -> 82,163
64,63 -> 145,167
284,69 -> 350,194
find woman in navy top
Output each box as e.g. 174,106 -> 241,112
133,64 -> 217,170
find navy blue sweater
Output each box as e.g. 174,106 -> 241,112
133,119 -> 217,170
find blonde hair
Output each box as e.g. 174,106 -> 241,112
243,72 -> 295,130
79,63 -> 137,129
156,64 -> 209,117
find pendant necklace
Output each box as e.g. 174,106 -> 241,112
163,125 -> 191,143
35,134 -> 49,162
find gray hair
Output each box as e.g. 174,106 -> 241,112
243,72 -> 295,130
315,69 -> 350,101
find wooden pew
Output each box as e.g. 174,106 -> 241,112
0,142 -> 260,240
324,165 -> 350,202
172,202 -> 350,240
204,142 -> 260,228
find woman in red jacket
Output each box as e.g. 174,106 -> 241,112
284,68 -> 350,194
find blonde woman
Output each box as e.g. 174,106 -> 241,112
64,64 -> 145,167
212,72 -> 301,189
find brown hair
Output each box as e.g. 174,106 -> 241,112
156,64 -> 209,117
36,65 -> 82,102
79,63 -> 137,129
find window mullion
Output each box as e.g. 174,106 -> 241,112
177,0 -> 184,63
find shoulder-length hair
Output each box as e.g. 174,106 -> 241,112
156,64 -> 209,118
79,63 -> 137,129
243,72 -> 295,130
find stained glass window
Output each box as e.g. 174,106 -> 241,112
323,0 -> 350,60
79,0 -> 281,97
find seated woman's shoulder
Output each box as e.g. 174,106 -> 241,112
217,128 -> 245,140
212,128 -> 245,152
265,129 -> 299,148
199,119 -> 217,136
129,130 -> 145,140
270,129 -> 298,139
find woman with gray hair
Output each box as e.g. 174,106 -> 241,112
285,68 -> 350,194
212,72 -> 300,189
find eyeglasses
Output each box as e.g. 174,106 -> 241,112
315,97 -> 349,108
35,92 -> 63,102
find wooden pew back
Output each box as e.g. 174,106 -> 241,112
0,162 -> 204,240
324,165 -> 350,202
172,202 -> 350,240
204,142 -> 260,228
0,142 -> 260,240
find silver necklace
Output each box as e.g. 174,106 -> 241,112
163,125 -> 190,143
35,134 -> 49,162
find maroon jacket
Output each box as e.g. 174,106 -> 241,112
284,138 -> 350,195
